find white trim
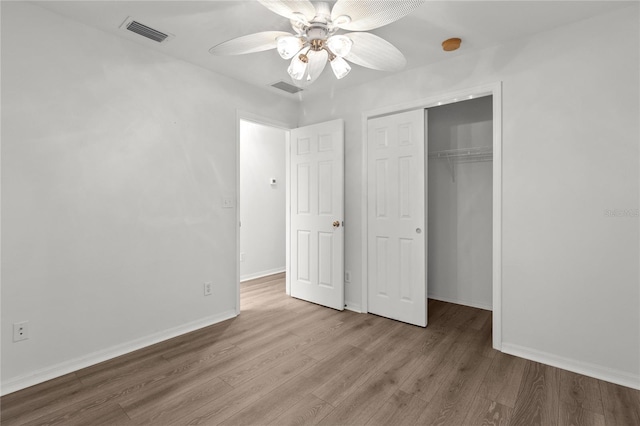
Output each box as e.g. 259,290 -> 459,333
241,267 -> 286,282
0,310 -> 237,396
236,111 -> 293,310
360,113 -> 369,314
491,84 -> 503,350
236,114 -> 241,315
237,111 -> 292,131
361,82 -> 503,349
285,130 -> 291,296
363,84 -> 499,119
428,294 -> 492,312
502,343 -> 640,391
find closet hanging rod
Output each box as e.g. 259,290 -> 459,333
428,146 -> 493,160
428,146 -> 493,182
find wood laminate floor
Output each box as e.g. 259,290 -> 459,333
2,273 -> 639,425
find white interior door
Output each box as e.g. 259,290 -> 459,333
290,119 -> 344,311
367,109 -> 426,326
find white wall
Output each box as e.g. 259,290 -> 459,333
299,5 -> 639,388
239,120 -> 287,281
0,2 -> 298,393
2,0 -> 638,394
427,97 -> 493,310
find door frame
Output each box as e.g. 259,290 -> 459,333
236,111 -> 292,315
360,82 -> 503,349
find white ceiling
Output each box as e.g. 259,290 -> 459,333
33,1 -> 631,98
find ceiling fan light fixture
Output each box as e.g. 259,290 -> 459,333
288,53 -> 308,80
305,49 -> 329,83
211,0 -> 419,87
277,35 -> 303,59
327,34 -> 353,57
330,55 -> 351,79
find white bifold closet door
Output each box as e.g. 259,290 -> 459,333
290,119 -> 345,311
367,109 -> 426,327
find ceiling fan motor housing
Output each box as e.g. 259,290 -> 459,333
306,27 -> 329,50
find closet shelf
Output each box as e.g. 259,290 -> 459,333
428,146 -> 493,162
428,146 -> 493,183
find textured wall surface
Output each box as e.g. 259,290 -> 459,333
1,1 -> 298,391
299,6 -> 639,386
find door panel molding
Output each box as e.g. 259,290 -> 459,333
367,109 -> 426,326
290,119 -> 345,311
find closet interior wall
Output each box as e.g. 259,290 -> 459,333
427,96 -> 493,310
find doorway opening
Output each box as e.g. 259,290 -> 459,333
236,113 -> 290,314
361,83 -> 502,349
236,114 -> 346,314
427,96 -> 493,311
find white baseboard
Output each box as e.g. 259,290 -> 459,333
0,309 -> 237,396
502,342 -> 640,391
428,294 -> 492,311
240,267 -> 285,282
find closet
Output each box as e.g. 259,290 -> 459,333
427,96 -> 493,310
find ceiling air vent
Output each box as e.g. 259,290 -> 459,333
271,81 -> 303,94
120,17 -> 173,43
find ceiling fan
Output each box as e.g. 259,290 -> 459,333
209,0 -> 425,87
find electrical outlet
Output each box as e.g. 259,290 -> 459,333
13,321 -> 29,342
345,271 -> 351,283
240,252 -> 245,262
204,282 -> 213,296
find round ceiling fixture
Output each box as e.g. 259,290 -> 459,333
442,38 -> 462,52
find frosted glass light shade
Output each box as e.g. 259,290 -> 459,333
327,35 -> 353,57
330,56 -> 351,79
277,36 -> 303,59
305,49 -> 329,83
288,54 -> 308,80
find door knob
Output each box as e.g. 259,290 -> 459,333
416,228 -> 422,234
333,221 -> 341,228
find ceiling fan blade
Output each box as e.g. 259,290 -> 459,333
331,0 -> 424,31
293,49 -> 328,88
258,0 -> 317,22
344,32 -> 406,71
209,31 -> 292,55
